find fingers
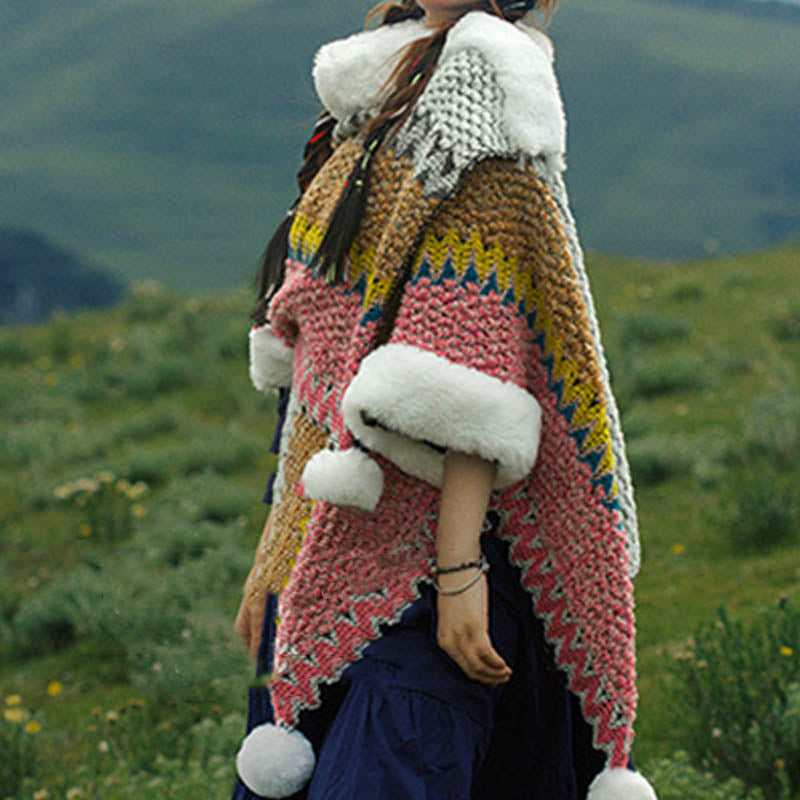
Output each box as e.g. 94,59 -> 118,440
439,630 -> 512,686
234,600 -> 251,647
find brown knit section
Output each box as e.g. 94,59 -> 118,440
427,158 -> 605,394
249,411 -> 329,597
353,149 -> 438,287
295,139 -> 363,236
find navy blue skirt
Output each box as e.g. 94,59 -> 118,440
232,527 -> 615,800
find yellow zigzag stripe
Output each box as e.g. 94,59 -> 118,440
290,213 -> 383,310
413,227 -> 617,489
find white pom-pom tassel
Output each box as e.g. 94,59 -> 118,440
249,325 -> 294,392
587,768 -> 658,800
302,447 -> 384,512
236,723 -> 316,798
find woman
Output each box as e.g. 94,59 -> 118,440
233,0 -> 657,798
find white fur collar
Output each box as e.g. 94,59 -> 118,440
313,12 -> 565,162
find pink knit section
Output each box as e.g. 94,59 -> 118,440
392,278 -> 529,388
265,242 -> 638,768
271,462 -> 440,726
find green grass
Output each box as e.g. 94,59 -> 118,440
1,244 -> 799,797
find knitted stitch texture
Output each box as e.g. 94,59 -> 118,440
248,9 -> 642,776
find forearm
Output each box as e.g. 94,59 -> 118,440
436,451 -> 497,567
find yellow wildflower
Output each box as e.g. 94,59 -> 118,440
70,353 -> 86,369
66,788 -> 83,800
127,482 -> 149,500
3,707 -> 30,724
35,356 -> 51,369
25,720 -> 42,734
79,524 -> 93,538
671,543 -> 686,555
46,681 -> 63,697
45,372 -> 59,387
104,710 -> 119,723
5,694 -> 22,706
780,646 -> 794,657
115,479 -> 131,493
131,504 -> 147,519
54,485 -> 72,501
33,791 -> 50,800
776,759 -> 785,770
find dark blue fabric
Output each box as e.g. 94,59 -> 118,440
232,513 -> 634,800
263,387 -> 290,505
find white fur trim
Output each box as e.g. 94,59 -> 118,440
587,768 -> 658,800
249,325 -> 294,392
313,12 -> 565,166
236,723 -> 315,798
301,447 -> 385,512
342,343 -> 541,490
314,19 -> 426,123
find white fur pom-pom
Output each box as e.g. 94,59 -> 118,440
301,447 -> 384,512
249,325 -> 294,392
236,723 -> 315,798
588,768 -> 658,800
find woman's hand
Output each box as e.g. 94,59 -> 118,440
234,585 -> 266,660
436,571 -> 512,686
234,511 -> 272,659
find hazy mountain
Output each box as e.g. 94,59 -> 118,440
0,229 -> 125,325
2,0 -> 798,290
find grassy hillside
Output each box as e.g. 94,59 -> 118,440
1,243 -> 799,797
1,0 -> 798,290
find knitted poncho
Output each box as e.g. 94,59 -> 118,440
243,11 -> 648,799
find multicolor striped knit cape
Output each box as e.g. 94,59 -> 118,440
241,11 -> 650,800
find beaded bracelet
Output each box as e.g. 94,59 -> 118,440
433,558 -> 490,596
431,553 -> 488,576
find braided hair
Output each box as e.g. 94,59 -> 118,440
251,0 -> 546,324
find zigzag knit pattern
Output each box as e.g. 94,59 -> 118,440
248,12 -> 643,773
256,144 -> 639,769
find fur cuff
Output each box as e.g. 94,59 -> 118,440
588,768 -> 658,800
342,344 -> 541,489
301,447 -> 385,512
249,325 -> 294,392
236,723 -> 315,798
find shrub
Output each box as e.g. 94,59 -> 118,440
113,409 -> 179,443
153,471 -> 254,524
645,751 -> 764,800
745,392 -> 800,470
124,281 -> 178,323
627,434 -> 697,487
721,467 -> 799,553
619,312 -> 690,347
39,712 -> 243,799
670,604 -> 800,799
627,354 -> 708,399
0,335 -> 33,365
769,304 -> 800,342
669,281 -> 707,302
